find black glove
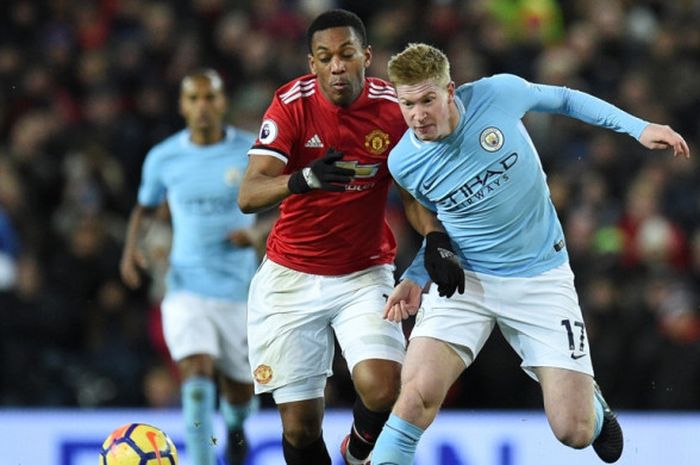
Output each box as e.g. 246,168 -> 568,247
288,148 -> 355,194
425,231 -> 465,298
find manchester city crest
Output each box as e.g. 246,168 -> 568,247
479,127 -> 504,152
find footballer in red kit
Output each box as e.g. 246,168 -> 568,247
249,73 -> 405,275
238,9 -> 407,465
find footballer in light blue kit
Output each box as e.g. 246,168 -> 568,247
371,44 -> 690,465
120,70 -> 260,465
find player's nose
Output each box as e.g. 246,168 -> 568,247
330,56 -> 346,73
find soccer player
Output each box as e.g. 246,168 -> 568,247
370,43 -> 690,464
120,69 -> 260,465
237,9 -> 407,465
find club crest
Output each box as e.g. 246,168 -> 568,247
479,127 -> 504,152
364,129 -> 390,155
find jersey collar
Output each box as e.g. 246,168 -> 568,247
180,126 -> 235,149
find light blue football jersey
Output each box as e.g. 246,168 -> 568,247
138,126 -> 257,300
392,74 -> 648,283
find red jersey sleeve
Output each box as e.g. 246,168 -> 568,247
248,78 -> 311,164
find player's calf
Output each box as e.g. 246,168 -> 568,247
592,382 -> 623,463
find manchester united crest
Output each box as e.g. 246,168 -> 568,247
254,364 -> 273,385
364,129 -> 390,155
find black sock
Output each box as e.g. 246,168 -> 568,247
348,398 -> 391,460
282,433 -> 331,465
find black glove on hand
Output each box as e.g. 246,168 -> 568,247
425,231 -> 465,298
288,148 -> 355,194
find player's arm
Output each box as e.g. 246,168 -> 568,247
120,204 -> 158,289
384,187 -> 465,321
498,74 -> 690,158
238,149 -> 356,213
238,155 -> 290,213
228,209 -> 278,248
397,186 -> 465,298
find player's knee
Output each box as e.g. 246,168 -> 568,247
353,363 -> 401,411
396,381 -> 440,420
282,421 -> 323,447
551,416 -> 595,449
357,380 -> 400,411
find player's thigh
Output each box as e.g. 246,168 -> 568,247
496,263 -> 594,380
161,291 -> 219,362
247,259 -> 335,396
535,366 -> 594,433
332,265 -> 405,373
409,278 -> 496,367
402,336 -> 467,403
211,300 -> 251,384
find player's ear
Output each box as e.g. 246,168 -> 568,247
178,95 -> 186,118
447,81 -> 456,102
308,54 -> 317,75
363,45 -> 372,69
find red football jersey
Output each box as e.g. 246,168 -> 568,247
249,74 -> 407,275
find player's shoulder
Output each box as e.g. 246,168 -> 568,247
365,76 -> 399,104
387,129 -> 417,171
147,129 -> 188,159
224,125 -> 256,145
272,73 -> 318,106
471,73 -> 528,93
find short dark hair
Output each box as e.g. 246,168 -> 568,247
180,68 -> 224,93
306,9 -> 367,52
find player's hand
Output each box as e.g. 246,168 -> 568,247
383,279 -> 423,322
639,123 -> 690,158
120,248 -> 148,289
425,231 -> 465,298
228,228 -> 254,247
287,148 -> 355,193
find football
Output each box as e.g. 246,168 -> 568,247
99,423 -> 178,465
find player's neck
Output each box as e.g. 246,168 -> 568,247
189,126 -> 225,145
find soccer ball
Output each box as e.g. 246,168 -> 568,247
99,423 -> 178,465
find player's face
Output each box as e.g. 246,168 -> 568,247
308,26 -> 370,107
179,76 -> 226,133
396,80 -> 456,141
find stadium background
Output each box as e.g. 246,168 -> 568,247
0,0 -> 699,462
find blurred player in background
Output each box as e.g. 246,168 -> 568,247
238,9 -> 407,465
371,43 -> 690,464
120,69 -> 263,465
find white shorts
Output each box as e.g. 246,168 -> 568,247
161,291 -> 252,383
411,262 -> 593,380
247,258 -> 406,403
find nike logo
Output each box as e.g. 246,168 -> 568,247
571,353 -> 587,360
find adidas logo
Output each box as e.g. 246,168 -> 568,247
304,134 -> 324,148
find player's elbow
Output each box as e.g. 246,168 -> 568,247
237,192 -> 257,214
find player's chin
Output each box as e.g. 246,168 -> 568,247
328,87 -> 356,106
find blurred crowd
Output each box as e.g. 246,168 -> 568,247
1,0 -> 699,411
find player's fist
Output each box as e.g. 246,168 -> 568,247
119,248 -> 148,289
424,231 -> 465,298
288,147 -> 355,193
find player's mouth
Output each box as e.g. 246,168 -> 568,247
331,81 -> 349,92
415,124 -> 434,133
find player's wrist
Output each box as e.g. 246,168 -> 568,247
426,231 -> 452,250
288,167 -> 319,194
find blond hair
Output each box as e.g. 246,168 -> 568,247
387,43 -> 451,88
